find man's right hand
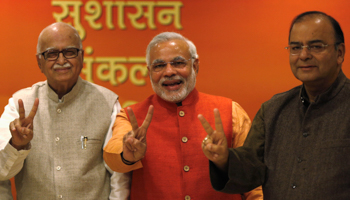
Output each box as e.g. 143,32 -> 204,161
122,105 -> 154,163
198,108 -> 229,173
9,98 -> 39,150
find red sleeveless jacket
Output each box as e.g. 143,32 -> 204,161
127,89 -> 242,200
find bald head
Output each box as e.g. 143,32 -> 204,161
37,22 -> 82,54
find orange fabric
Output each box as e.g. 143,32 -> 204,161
105,91 -> 263,200
103,109 -> 143,173
104,89 -> 262,199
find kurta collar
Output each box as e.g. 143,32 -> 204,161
47,76 -> 83,103
299,70 -> 347,106
155,88 -> 199,108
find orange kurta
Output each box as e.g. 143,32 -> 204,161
104,88 -> 263,200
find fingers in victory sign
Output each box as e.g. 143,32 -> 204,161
123,105 -> 154,162
9,98 -> 39,150
198,108 -> 229,172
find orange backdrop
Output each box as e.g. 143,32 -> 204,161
1,0 -> 350,198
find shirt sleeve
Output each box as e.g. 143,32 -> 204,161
103,101 -> 132,200
103,108 -> 143,173
0,98 -> 30,181
230,101 -> 263,200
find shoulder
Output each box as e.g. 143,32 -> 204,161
198,92 -> 232,104
264,85 -> 301,107
12,81 -> 47,98
129,94 -> 155,109
344,77 -> 350,89
81,79 -> 118,99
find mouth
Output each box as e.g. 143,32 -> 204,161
162,80 -> 183,87
53,64 -> 72,72
161,80 -> 184,91
298,65 -> 317,70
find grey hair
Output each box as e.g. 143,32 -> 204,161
145,32 -> 198,66
36,22 -> 83,54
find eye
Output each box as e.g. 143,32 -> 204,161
291,46 -> 301,51
153,63 -> 166,69
64,49 -> 77,57
310,44 -> 324,49
46,51 -> 59,58
172,61 -> 185,67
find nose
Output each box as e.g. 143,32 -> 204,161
299,46 -> 312,60
163,63 -> 176,76
56,52 -> 66,65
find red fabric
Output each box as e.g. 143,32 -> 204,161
127,88 -> 242,200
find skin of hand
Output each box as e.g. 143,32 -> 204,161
198,108 -> 229,172
9,98 -> 39,150
122,105 -> 154,162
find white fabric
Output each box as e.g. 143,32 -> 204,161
0,97 -> 130,199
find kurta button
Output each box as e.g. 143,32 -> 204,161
182,137 -> 188,143
56,166 -> 61,171
55,137 -> 60,142
179,111 -> 185,117
292,185 -> 296,189
184,195 -> 191,200
302,132 -> 308,137
57,109 -> 62,114
58,195 -> 63,198
183,165 -> 190,172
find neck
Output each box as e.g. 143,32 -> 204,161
303,70 -> 340,102
304,80 -> 334,102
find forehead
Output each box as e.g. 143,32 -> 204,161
289,16 -> 335,43
39,26 -> 80,51
149,39 -> 190,61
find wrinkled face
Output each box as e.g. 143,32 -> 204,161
289,16 -> 344,88
148,39 -> 198,103
36,25 -> 83,90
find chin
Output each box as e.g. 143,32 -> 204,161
159,89 -> 187,103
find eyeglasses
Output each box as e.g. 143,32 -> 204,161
150,58 -> 193,72
38,48 -> 82,61
285,43 -> 338,55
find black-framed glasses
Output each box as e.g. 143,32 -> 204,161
38,48 -> 82,61
285,43 -> 339,55
150,58 -> 193,72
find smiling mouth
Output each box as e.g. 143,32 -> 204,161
162,80 -> 183,87
299,64 -> 316,68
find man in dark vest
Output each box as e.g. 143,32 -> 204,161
200,11 -> 349,200
104,32 -> 263,200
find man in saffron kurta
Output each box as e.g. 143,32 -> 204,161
104,32 -> 263,200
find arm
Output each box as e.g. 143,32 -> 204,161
103,101 -> 131,200
103,109 -> 143,173
0,98 -> 37,181
210,105 -> 266,194
230,102 -> 263,200
199,103 -> 266,195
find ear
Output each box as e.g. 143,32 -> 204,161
337,43 -> 345,65
36,55 -> 44,73
192,59 -> 199,75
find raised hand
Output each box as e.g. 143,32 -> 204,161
122,105 -> 154,162
198,108 -> 229,172
9,98 -> 39,150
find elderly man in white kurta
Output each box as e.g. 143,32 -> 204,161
0,22 -> 130,200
